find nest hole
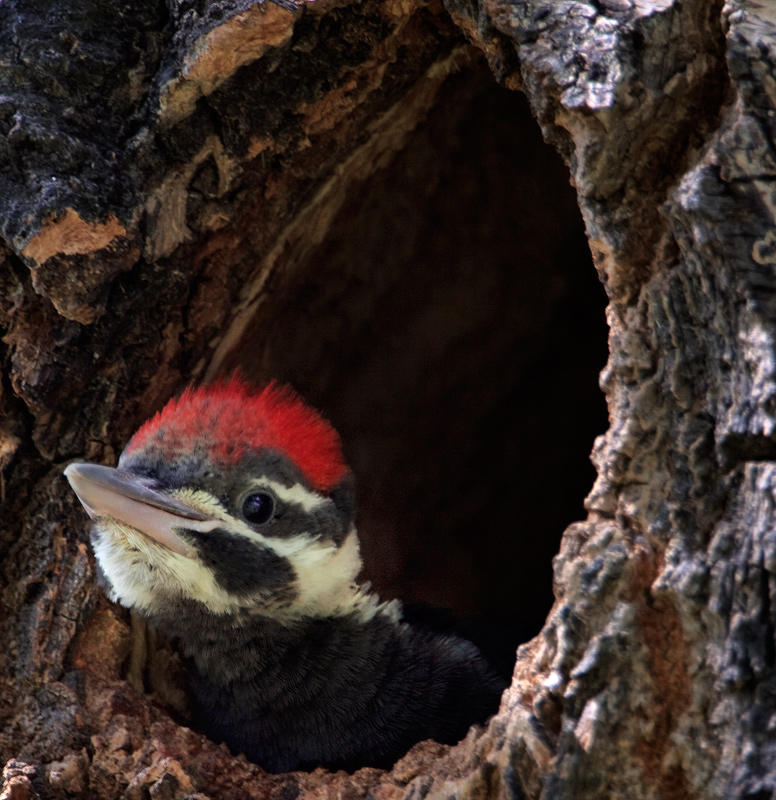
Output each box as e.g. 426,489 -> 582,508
230,64 -> 608,655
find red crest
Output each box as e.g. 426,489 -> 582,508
125,377 -> 348,492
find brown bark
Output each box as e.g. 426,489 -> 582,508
1,0 -> 773,798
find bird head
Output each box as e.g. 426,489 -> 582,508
65,378 -> 384,623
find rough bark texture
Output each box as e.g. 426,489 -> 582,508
1,0 -> 774,799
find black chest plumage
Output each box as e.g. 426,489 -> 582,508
149,601 -> 507,773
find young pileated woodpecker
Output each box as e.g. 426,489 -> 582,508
65,378 -> 507,773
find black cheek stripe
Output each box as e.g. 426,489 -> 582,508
180,527 -> 297,597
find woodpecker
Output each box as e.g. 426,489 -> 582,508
65,378 -> 507,773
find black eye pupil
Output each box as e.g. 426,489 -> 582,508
242,492 -> 275,525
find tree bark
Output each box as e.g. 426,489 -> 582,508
1,0 -> 773,799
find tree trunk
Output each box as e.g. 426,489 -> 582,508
0,0 -> 772,798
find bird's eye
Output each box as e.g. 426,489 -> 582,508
242,492 -> 276,525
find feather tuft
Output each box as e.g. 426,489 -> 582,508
124,376 -> 348,492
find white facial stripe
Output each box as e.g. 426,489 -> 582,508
256,479 -> 327,512
93,520 -> 253,615
168,487 -> 330,558
271,528 -> 401,622
288,528 -> 360,614
94,518 -> 400,622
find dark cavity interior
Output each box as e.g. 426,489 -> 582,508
237,65 -> 608,647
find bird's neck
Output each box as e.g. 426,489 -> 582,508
208,609 -> 385,677
144,589 -> 401,685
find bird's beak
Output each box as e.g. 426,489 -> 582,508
64,462 -> 217,558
